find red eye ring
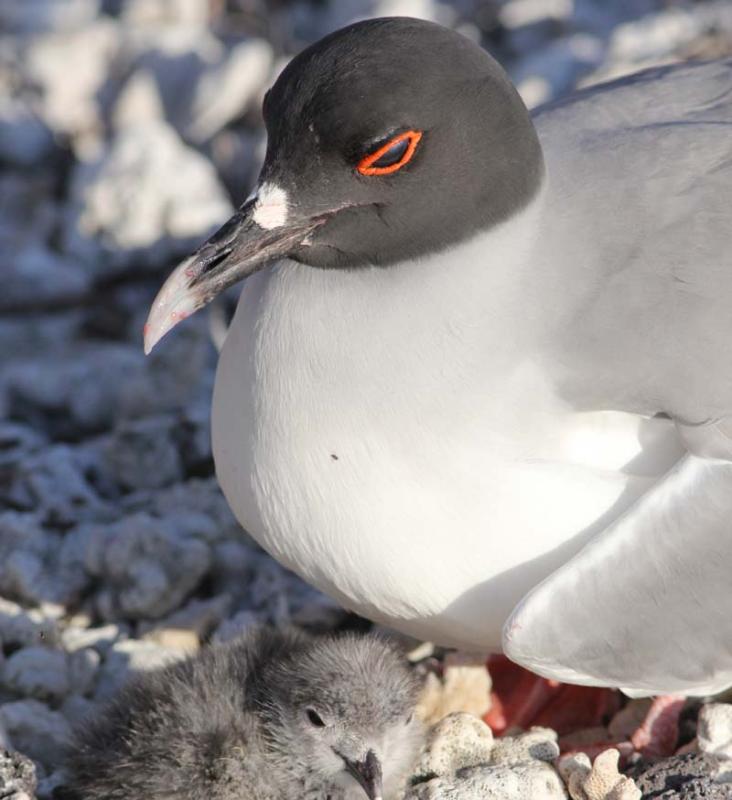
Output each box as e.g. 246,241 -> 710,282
357,130 -> 423,176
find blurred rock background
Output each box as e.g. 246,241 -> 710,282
1,0 -> 732,795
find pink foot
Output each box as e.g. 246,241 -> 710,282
484,656 -> 620,736
629,695 -> 685,759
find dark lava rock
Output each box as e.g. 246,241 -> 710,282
632,753 -> 732,799
0,749 -> 37,800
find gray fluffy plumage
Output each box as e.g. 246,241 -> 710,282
62,628 -> 422,800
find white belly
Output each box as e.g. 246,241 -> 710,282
212,222 -> 684,650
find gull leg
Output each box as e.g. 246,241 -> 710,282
485,656 -> 620,736
629,695 -> 685,758
485,658 -> 684,761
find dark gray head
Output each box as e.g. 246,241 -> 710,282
145,17 -> 544,351
254,632 -> 422,800
262,16 -> 543,268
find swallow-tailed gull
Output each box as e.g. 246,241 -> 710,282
145,17 -> 732,697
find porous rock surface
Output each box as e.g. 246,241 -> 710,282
698,704 -> 732,761
631,753 -> 732,799
407,713 -> 567,799
0,749 -> 37,800
561,750 -> 641,800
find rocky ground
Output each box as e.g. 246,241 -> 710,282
407,708 -> 732,799
2,0 -> 732,797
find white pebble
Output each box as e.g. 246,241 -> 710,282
2,647 -> 70,703
698,703 -> 732,760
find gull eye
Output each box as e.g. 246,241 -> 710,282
306,708 -> 326,727
357,130 -> 422,176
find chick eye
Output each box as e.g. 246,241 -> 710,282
306,708 -> 326,727
405,713 -> 413,725
357,130 -> 422,176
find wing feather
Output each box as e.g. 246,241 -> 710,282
503,453 -> 732,696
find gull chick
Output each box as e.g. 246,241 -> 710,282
62,628 -> 422,800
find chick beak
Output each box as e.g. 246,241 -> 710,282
344,750 -> 383,800
143,197 -> 328,355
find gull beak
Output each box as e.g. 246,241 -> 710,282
143,195 -> 327,354
344,750 -> 383,800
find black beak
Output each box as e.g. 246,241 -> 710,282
343,750 -> 383,800
144,197 -> 328,354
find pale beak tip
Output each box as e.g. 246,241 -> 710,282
143,323 -> 154,356
143,311 -> 178,355
143,318 -> 166,356
143,259 -> 199,355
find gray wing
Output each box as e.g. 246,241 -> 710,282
503,63 -> 732,695
532,59 -> 732,425
503,451 -> 732,696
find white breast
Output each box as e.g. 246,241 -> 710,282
212,195 -> 684,650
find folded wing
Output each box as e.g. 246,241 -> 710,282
503,452 -> 732,696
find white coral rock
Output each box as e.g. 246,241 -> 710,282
560,749 -> 641,800
112,69 -> 166,130
0,700 -> 72,770
413,712 -> 494,780
1,647 -> 70,702
186,39 -> 273,143
698,703 -> 732,760
408,714 -> 566,800
120,0 -> 210,28
0,598 -> 58,649
490,727 -> 560,765
409,762 -> 566,800
416,654 -> 492,725
22,20 -> 119,141
66,120 -> 232,271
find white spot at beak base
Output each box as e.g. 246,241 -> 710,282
251,182 -> 289,229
